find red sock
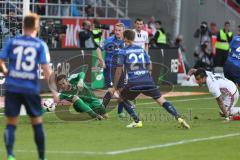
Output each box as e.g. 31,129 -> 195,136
231,115 -> 240,120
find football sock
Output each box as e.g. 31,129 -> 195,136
117,102 -> 124,114
41,107 -> 47,114
33,123 -> 45,160
232,115 -> 240,120
162,101 -> 179,119
102,91 -> 112,107
121,101 -> 139,123
74,99 -> 98,118
4,124 -> 16,156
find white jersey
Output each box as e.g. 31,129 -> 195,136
133,29 -> 148,50
206,71 -> 240,113
206,71 -> 237,98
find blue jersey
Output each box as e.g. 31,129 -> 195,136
226,36 -> 240,67
101,35 -> 124,67
117,44 -> 152,84
0,35 -> 50,94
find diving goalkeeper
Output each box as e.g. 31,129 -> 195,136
55,72 -> 108,120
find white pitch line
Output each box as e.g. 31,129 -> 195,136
0,133 -> 239,156
105,133 -> 240,155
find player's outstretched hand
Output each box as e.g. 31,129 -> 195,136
77,79 -> 84,90
52,92 -> 60,103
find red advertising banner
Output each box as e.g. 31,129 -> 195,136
61,19 -> 119,48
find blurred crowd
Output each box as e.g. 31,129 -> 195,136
144,16 -> 240,73
193,21 -> 240,73
1,3 -> 240,75
30,0 -> 106,17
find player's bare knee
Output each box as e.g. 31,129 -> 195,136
6,117 -> 18,125
30,117 -> 43,125
156,96 -> 166,106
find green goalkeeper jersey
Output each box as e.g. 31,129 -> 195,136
59,72 -> 101,108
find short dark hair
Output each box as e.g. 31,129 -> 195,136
123,30 -> 135,41
23,13 -> 39,31
135,18 -> 143,23
82,20 -> 91,27
155,20 -> 162,25
225,21 -> 230,25
193,68 -> 207,78
56,74 -> 67,83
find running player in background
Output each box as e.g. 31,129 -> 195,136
0,13 -> 56,160
224,35 -> 240,87
96,23 -> 126,118
191,68 -> 240,120
55,72 -> 108,120
133,18 -> 149,53
111,30 -> 190,128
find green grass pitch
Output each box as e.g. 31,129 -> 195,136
0,91 -> 240,160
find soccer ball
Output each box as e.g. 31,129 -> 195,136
42,98 -> 56,112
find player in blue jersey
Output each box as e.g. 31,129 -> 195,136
224,35 -> 240,87
0,13 -> 56,160
110,30 -> 190,128
96,23 -> 126,117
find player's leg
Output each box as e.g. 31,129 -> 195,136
30,117 -> 45,160
23,94 -> 46,160
121,99 -> 142,127
5,117 -> 18,160
228,90 -> 240,116
224,61 -> 240,87
120,88 -> 142,128
108,66 -> 125,116
155,96 -> 190,129
102,66 -> 114,108
143,87 -> 190,129
89,98 -> 109,119
102,88 -> 126,117
4,91 -> 22,160
115,70 -> 126,117
72,96 -> 103,119
141,86 -> 180,118
155,96 -> 180,118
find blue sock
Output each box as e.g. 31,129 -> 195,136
162,101 -> 180,119
122,101 -> 139,123
33,123 -> 45,160
4,124 -> 16,156
117,102 -> 124,114
102,91 -> 112,108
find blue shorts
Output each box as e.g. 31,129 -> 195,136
103,66 -> 124,88
120,81 -> 161,101
224,61 -> 240,85
5,91 -> 42,117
